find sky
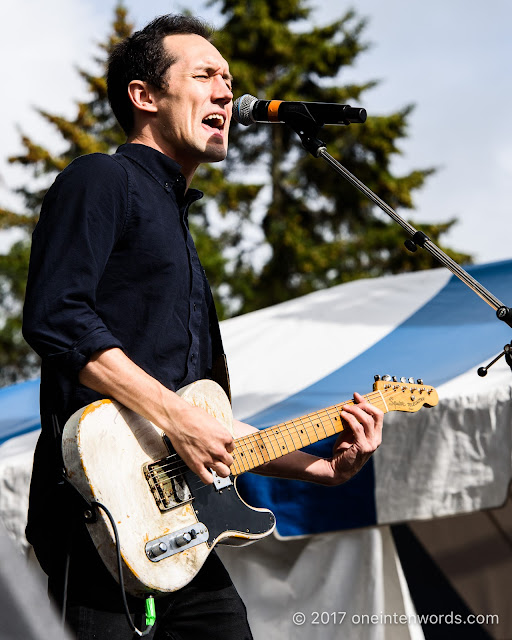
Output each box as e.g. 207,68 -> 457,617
1,0 -> 511,266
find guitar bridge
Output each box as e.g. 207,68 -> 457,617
144,458 -> 192,512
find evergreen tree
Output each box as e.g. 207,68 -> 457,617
210,0 -> 471,312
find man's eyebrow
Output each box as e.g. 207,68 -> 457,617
194,63 -> 233,82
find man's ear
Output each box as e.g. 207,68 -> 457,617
127,80 -> 158,114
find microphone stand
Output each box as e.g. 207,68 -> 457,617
282,111 -> 512,376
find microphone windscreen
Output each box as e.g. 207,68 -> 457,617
233,94 -> 257,126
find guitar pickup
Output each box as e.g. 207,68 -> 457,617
145,523 -> 209,562
144,459 -> 192,512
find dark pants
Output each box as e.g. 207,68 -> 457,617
47,528 -> 252,640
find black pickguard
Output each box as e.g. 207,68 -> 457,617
161,435 -> 275,544
184,469 -> 275,545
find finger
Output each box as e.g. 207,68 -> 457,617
345,408 -> 382,448
341,404 -> 375,435
340,406 -> 381,451
210,462 -> 232,479
346,395 -> 384,431
339,407 -> 366,440
210,445 -> 234,468
353,391 -> 365,404
194,464 -> 214,485
221,452 -> 234,468
352,392 -> 382,417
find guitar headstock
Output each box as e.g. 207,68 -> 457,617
373,375 -> 439,413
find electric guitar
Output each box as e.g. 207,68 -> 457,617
62,376 -> 438,596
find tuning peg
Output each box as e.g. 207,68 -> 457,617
400,377 -> 407,383
408,377 -> 414,384
392,376 -> 397,382
417,378 -> 424,385
374,374 -> 381,381
382,375 -> 392,381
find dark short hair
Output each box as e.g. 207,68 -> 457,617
107,14 -> 213,135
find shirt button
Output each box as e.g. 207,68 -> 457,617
193,303 -> 197,311
190,353 -> 196,362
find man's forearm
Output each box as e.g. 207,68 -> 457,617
79,347 -> 185,428
79,347 -> 235,484
232,419 -> 335,486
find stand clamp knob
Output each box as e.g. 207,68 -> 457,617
478,343 -> 512,377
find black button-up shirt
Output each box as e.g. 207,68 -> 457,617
22,143 -> 224,562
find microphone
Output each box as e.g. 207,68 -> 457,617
233,94 -> 367,127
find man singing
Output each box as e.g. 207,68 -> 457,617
23,14 -> 383,639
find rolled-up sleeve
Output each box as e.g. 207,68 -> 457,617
23,153 -> 129,375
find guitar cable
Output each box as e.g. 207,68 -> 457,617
59,471 -> 156,636
55,411 -> 156,635
91,500 -> 156,637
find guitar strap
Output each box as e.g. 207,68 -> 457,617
211,353 -> 232,406
208,299 -> 232,405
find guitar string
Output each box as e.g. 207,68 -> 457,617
147,408 -> 376,487
145,386 -> 433,502
145,390 -> 390,483
147,382 -> 433,486
148,381 -> 435,485
146,396 -> 366,482
145,390 -> 393,485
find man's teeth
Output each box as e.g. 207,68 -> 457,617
203,114 -> 225,126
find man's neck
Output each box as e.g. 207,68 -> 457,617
126,132 -> 197,190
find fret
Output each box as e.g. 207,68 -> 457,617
229,386 -> 437,477
242,439 -> 258,469
278,422 -> 293,455
235,445 -> 250,473
301,417 -> 313,445
283,419 -> 303,452
255,434 -> 271,464
272,425 -> 292,456
329,403 -> 347,433
294,417 -> 308,448
244,435 -> 266,467
327,405 -> 343,435
232,457 -> 243,475
311,411 -> 329,440
264,429 -> 279,460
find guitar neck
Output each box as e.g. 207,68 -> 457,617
230,390 -> 389,477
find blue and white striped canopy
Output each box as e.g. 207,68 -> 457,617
1,260 -> 511,536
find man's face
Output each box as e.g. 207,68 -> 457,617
152,34 -> 233,175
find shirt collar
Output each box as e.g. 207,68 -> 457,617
116,143 -> 203,206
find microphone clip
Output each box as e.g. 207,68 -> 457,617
283,110 -> 327,157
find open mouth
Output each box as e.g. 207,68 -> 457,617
202,114 -> 226,131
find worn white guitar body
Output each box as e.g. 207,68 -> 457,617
62,376 -> 438,597
62,380 -> 275,597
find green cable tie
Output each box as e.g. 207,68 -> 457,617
145,595 -> 156,627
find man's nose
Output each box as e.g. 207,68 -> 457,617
212,76 -> 233,103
